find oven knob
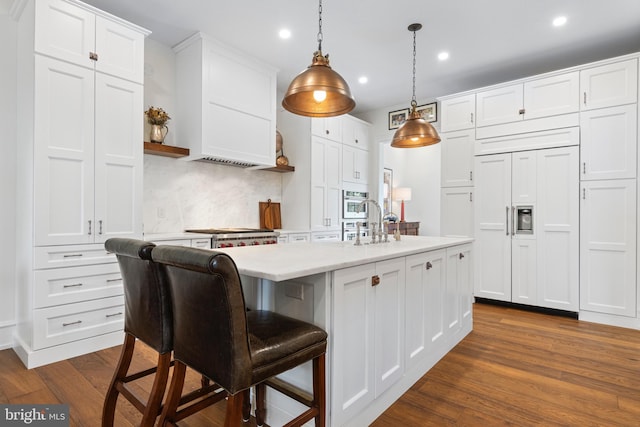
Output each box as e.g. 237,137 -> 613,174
219,243 -> 226,248
253,241 -> 260,245
227,243 -> 234,247
239,242 -> 246,247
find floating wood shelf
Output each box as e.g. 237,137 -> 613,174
261,164 -> 295,173
143,142 -> 190,158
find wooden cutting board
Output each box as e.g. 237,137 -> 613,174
259,199 -> 281,230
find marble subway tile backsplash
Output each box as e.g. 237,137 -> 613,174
143,154 -> 282,233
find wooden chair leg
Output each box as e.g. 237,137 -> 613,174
313,354 -> 326,427
225,392 -> 245,427
139,351 -> 172,427
242,389 -> 251,422
255,383 -> 266,426
102,333 -> 136,427
159,361 -> 188,427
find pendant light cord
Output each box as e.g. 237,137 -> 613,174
317,0 -> 323,52
411,29 -> 417,108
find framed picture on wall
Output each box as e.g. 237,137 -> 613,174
416,102 -> 437,123
383,168 -> 393,214
388,108 -> 408,130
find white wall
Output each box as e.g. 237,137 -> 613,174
0,14 -> 17,348
360,103 -> 442,236
142,39 -> 283,233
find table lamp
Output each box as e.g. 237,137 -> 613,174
394,187 -> 412,222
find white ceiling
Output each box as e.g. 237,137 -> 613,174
8,0 -> 640,114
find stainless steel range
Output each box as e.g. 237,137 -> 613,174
185,228 -> 279,248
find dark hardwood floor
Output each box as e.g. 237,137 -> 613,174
1,302 -> 639,426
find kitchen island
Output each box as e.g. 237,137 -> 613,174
218,236 -> 473,426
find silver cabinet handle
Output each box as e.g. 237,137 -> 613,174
63,253 -> 83,258
512,206 -> 516,236
470,112 -> 474,124
470,171 -> 473,181
583,188 -> 586,200
88,220 -> 92,235
505,206 -> 510,236
63,283 -> 83,288
105,312 -> 123,318
583,92 -> 587,105
583,162 -> 586,174
106,278 -> 122,283
426,261 -> 433,270
469,192 -> 473,202
62,320 -> 82,327
98,220 -> 103,235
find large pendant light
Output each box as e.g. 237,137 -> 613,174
391,23 -> 441,148
282,0 -> 355,117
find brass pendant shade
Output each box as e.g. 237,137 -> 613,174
391,23 -> 441,148
391,104 -> 441,148
282,51 -> 356,117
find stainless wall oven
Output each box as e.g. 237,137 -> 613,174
343,190 -> 368,219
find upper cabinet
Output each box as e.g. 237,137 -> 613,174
342,115 -> 371,149
34,0 -> 145,84
174,33 -> 277,167
476,72 -> 579,127
342,116 -> 370,185
311,117 -> 343,142
441,130 -> 475,187
580,58 -> 638,111
440,94 -> 476,132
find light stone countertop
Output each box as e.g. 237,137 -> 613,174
216,235 -> 473,282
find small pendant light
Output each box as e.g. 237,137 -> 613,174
391,23 -> 441,148
282,0 -> 355,117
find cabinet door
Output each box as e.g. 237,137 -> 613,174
94,73 -> 143,243
474,154 -> 512,301
580,104 -> 637,180
476,83 -> 523,127
440,94 -> 475,132
405,250 -> 446,370
311,138 -> 341,230
440,187 -> 473,238
95,16 -> 146,83
580,58 -> 638,110
445,246 -> 472,342
457,244 -> 473,331
332,263 -> 376,426
326,140 -> 343,229
511,150 -> 537,205
523,72 -> 579,119
34,0 -> 96,69
580,179 -> 637,317
441,130 -> 475,187
311,117 -> 342,142
342,145 -> 368,184
34,56 -> 95,246
536,147 -> 579,311
374,257 -> 405,398
343,116 -> 370,149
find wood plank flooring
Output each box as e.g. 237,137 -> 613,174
1,302 -> 639,426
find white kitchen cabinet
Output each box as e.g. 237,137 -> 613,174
580,104 -> 637,180
342,115 -> 370,149
441,130 -> 475,187
580,179 -> 637,317
475,146 -> 579,311
342,145 -> 369,185
311,116 -> 343,142
476,72 -> 579,127
446,244 -> 473,342
311,230 -> 341,242
16,0 -> 147,368
580,58 -> 638,111
174,33 -> 277,166
440,187 -> 473,238
33,56 -> 143,246
278,232 -> 311,244
310,137 -> 342,231
440,94 -> 476,132
332,257 -> 405,426
34,0 -> 145,84
405,250 -> 446,370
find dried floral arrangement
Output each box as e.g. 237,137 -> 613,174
144,106 -> 171,125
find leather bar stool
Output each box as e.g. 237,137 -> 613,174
151,245 -> 327,427
102,238 -> 223,427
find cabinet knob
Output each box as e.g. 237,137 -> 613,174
426,261 -> 433,270
371,275 -> 380,286
518,108 -> 525,115
459,253 -> 465,260
326,130 -> 330,135
89,52 -> 98,61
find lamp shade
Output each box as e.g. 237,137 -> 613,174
282,51 -> 356,117
394,187 -> 412,201
391,107 -> 441,148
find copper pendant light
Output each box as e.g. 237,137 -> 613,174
282,0 -> 355,117
391,23 -> 441,148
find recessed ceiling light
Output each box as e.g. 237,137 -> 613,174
279,28 -> 291,39
358,76 -> 368,84
438,51 -> 449,61
553,16 -> 567,27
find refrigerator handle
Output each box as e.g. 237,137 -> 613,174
512,206 -> 516,236
505,206 -> 510,236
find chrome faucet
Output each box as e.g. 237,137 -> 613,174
357,199 -> 385,243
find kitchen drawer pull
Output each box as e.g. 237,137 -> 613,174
371,275 -> 381,286
88,220 -> 92,235
470,112 -> 474,124
583,162 -> 586,174
62,320 -> 82,327
426,261 -> 433,270
505,206 -> 510,236
106,278 -> 122,283
98,220 -> 103,235
63,254 -> 83,258
63,283 -> 83,288
105,312 -> 123,318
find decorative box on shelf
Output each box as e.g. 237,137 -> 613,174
143,142 -> 190,158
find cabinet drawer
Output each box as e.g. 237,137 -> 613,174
33,295 -> 124,350
34,263 -> 123,308
35,244 -> 116,269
